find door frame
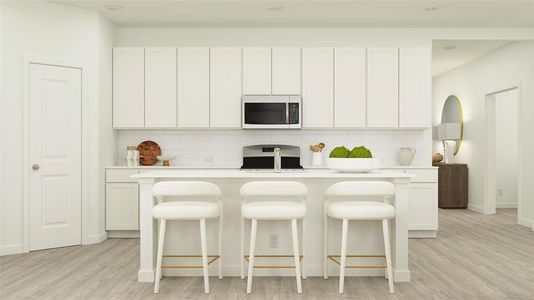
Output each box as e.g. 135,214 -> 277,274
483,83 -> 522,224
22,57 -> 90,252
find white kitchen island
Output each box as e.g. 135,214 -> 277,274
133,169 -> 414,283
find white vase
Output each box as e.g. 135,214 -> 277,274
312,152 -> 323,166
443,140 -> 456,163
398,147 -> 416,166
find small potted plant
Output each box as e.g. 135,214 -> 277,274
327,146 -> 382,173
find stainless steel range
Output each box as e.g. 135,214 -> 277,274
241,145 -> 303,171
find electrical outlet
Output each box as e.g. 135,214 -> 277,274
498,189 -> 503,196
269,234 -> 279,248
205,157 -> 214,163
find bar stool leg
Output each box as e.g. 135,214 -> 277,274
218,213 -> 224,279
200,219 -> 209,293
323,207 -> 329,279
240,216 -> 245,279
291,219 -> 303,294
339,219 -> 348,294
154,219 -> 166,294
301,217 -> 306,279
382,219 -> 395,294
246,219 -> 257,294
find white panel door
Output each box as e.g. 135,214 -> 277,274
334,48 -> 366,128
210,48 -> 242,128
29,63 -> 82,251
145,48 -> 177,128
113,47 -> 144,128
272,47 -> 301,94
399,47 -> 431,128
243,47 -> 271,95
367,47 -> 399,128
106,183 -> 139,230
302,48 -> 334,128
178,48 -> 210,128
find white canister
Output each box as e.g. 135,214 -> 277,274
398,147 -> 416,166
312,152 -> 323,166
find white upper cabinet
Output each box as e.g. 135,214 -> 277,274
334,48 -> 366,128
177,48 -> 210,128
210,48 -> 242,128
144,48 -> 177,128
113,48 -> 144,128
302,48 -> 334,128
399,47 -> 431,128
367,47 -> 399,128
243,48 -> 271,95
272,48 -> 301,94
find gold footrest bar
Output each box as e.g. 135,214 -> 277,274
328,254 -> 387,269
244,255 -> 303,269
161,254 -> 220,269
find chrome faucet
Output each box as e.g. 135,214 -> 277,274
274,147 -> 281,173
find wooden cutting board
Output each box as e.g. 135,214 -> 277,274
137,140 -> 161,166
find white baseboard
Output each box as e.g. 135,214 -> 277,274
0,244 -> 24,256
409,230 -> 437,239
518,217 -> 534,229
496,202 -> 518,208
107,230 -> 139,238
86,232 -> 108,244
467,204 -> 484,213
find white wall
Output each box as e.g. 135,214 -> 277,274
433,41 -> 534,227
0,0 -> 116,254
495,89 -> 518,208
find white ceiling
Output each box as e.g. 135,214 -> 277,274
49,0 -> 534,28
432,40 -> 512,76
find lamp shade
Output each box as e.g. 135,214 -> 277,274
438,123 -> 461,140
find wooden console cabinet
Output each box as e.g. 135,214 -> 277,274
433,163 -> 468,208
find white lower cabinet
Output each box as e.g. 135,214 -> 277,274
106,183 -> 139,231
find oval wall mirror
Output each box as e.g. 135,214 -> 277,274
441,95 -> 464,154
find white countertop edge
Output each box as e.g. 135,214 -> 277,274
106,165 -> 437,170
131,169 -> 414,179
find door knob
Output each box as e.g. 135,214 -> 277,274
32,164 -> 39,171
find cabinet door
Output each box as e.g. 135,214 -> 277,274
210,48 -> 242,128
334,48 -> 366,128
399,47 -> 431,128
106,183 -> 139,230
145,48 -> 177,128
113,48 -> 144,128
302,48 -> 334,128
177,48 -> 210,128
243,48 -> 271,95
272,47 -> 301,94
367,47 -> 399,128
408,183 -> 438,231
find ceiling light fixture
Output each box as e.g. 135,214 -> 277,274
104,4 -> 123,12
267,4 -> 285,11
443,45 -> 457,50
423,4 -> 442,11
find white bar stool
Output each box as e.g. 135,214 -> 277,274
240,181 -> 307,294
324,181 -> 396,294
152,181 -> 223,294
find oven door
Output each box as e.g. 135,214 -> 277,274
242,95 -> 290,129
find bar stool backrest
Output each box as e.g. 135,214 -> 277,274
240,181 -> 308,203
153,181 -> 223,204
326,181 -> 395,201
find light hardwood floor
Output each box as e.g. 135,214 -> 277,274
1,209 -> 533,299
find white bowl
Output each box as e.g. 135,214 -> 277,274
327,158 -> 382,173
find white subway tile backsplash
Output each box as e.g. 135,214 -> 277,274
117,129 -> 427,167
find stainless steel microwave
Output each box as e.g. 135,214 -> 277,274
242,95 -> 302,129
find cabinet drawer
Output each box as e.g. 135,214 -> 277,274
406,169 -> 437,183
106,169 -> 139,183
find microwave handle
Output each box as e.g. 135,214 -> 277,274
286,103 -> 290,124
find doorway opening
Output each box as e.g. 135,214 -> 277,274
484,87 -> 521,222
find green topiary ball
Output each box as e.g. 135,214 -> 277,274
329,146 -> 350,158
349,146 -> 373,158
